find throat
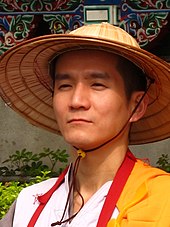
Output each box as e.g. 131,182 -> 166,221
69,147 -> 128,214
72,179 -> 113,214
71,170 -> 114,214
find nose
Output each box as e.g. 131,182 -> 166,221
69,83 -> 90,110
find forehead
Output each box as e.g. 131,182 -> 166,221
55,49 -> 120,69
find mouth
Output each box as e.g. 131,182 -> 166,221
68,118 -> 92,124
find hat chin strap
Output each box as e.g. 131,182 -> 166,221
51,101 -> 140,226
73,79 -> 154,154
51,80 -> 154,226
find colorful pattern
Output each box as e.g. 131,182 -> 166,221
0,15 -> 34,54
43,4 -> 84,34
120,0 -> 170,47
0,0 -> 169,54
0,0 -> 83,12
0,0 -> 84,55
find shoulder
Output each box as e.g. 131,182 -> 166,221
24,177 -> 58,191
133,159 -> 170,180
13,178 -> 59,226
17,178 -> 57,203
147,170 -> 170,198
118,159 -> 170,208
117,160 -> 170,225
133,159 -> 170,191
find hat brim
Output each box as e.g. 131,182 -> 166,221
0,34 -> 170,144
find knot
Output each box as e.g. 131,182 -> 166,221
77,149 -> 86,158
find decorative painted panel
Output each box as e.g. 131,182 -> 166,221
0,0 -> 169,55
120,0 -> 170,47
0,0 -> 84,55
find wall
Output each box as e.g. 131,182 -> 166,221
0,99 -> 70,165
0,98 -> 169,167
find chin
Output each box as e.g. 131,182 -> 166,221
64,134 -> 94,149
66,139 -> 89,149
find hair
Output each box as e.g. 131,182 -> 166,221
116,56 -> 147,101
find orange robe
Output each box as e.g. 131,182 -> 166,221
107,159 -> 170,226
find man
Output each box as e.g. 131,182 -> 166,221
0,23 -> 170,226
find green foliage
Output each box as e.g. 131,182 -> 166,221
0,147 -> 69,177
156,154 -> 170,173
0,148 -> 69,218
38,148 -> 69,175
0,171 -> 51,219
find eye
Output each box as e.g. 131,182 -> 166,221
91,82 -> 107,90
57,83 -> 72,91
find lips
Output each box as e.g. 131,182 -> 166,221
68,118 -> 92,123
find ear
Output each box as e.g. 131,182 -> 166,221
129,92 -> 149,123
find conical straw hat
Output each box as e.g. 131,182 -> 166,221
0,23 -> 170,144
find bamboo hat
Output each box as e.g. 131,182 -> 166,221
0,23 -> 169,144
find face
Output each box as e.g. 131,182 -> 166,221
53,49 -> 134,150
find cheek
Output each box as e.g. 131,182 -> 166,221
96,95 -> 129,125
52,95 -> 65,121
96,93 -> 124,114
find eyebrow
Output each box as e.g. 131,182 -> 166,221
85,71 -> 111,80
55,73 -> 72,81
55,71 -> 111,81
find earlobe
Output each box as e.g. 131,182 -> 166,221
129,92 -> 149,123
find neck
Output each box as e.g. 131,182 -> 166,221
71,143 -> 128,213
72,141 -> 128,192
